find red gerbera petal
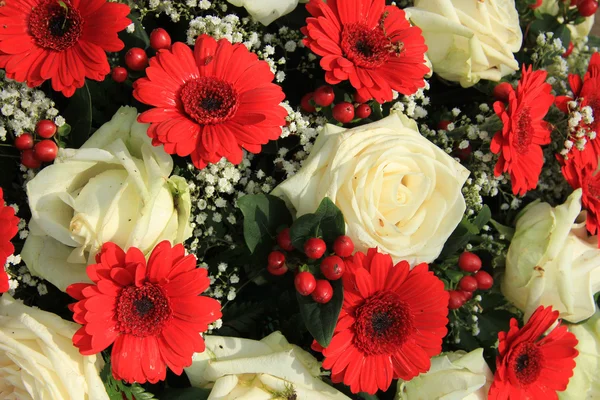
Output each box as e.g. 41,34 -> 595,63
133,34 -> 287,169
0,188 -> 19,294
0,0 -> 130,97
302,0 -> 428,103
490,65 -> 554,196
66,241 -> 222,384
489,306 -> 578,399
315,248 -> 448,394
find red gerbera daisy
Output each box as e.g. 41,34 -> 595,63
0,0 -> 130,97
490,65 -> 554,196
133,34 -> 287,169
489,306 -> 578,399
0,188 -> 19,293
314,248 -> 449,394
302,0 -> 429,103
66,241 -> 222,384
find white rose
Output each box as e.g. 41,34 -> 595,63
502,189 -> 600,323
396,349 -> 493,400
185,332 -> 350,399
0,293 -> 108,400
272,113 -> 469,265
560,312 -> 600,400
227,0 -> 303,25
537,0 -> 595,42
22,107 -> 192,292
406,0 -> 522,87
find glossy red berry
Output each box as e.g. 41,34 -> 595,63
312,280 -> 333,304
333,235 -> 354,257
332,102 -> 355,124
150,28 -> 172,50
268,251 -> 286,269
295,271 -> 317,296
320,256 -> 345,280
33,140 -> 58,162
277,228 -> 294,251
301,92 -> 316,113
454,143 -> 472,162
578,0 -> 598,17
21,149 -> 41,169
304,238 -> 326,259
493,82 -> 513,102
268,263 -> 288,276
35,120 -> 57,139
353,91 -> 371,103
459,275 -> 478,292
125,48 -> 148,71
461,290 -> 473,301
458,252 -> 482,273
14,133 -> 34,150
111,67 -> 128,83
437,120 -> 452,130
562,42 -> 574,58
448,290 -> 465,310
529,0 -> 543,8
474,270 -> 494,290
355,104 -> 372,119
313,85 -> 335,107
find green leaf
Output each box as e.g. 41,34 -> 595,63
588,35 -> 600,48
529,14 -> 560,37
473,205 -> 492,230
439,206 -> 492,258
120,11 -> 150,49
290,197 -> 345,249
63,82 -> 92,148
160,388 -> 211,400
554,24 -> 571,51
489,219 -> 515,241
297,279 -> 343,347
100,359 -> 157,400
57,123 -> 71,137
237,194 -> 292,254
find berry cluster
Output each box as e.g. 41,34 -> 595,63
301,85 -> 372,124
447,252 -> 494,310
267,229 -> 354,304
111,28 -> 172,83
15,120 -> 58,169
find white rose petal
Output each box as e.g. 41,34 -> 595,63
226,0 -> 300,25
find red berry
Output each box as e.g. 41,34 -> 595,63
448,290 -> 465,310
578,0 -> 598,16
150,28 -> 172,50
461,290 -> 473,301
459,275 -> 478,292
21,149 -> 41,169
355,104 -> 372,119
437,120 -> 451,130
35,120 -> 57,139
295,271 -> 317,296
125,48 -> 148,71
313,85 -> 335,107
454,143 -> 472,161
529,0 -> 543,8
312,280 -> 333,303
320,255 -> 345,280
268,251 -> 286,269
474,271 -> 494,290
268,263 -> 288,276
353,91 -> 371,103
111,67 -> 128,83
33,140 -> 58,162
458,252 -> 482,273
304,238 -> 326,259
562,42 -> 575,58
493,82 -> 513,102
14,133 -> 34,150
277,228 -> 294,251
301,92 -> 316,113
333,235 -> 354,257
332,102 -> 355,124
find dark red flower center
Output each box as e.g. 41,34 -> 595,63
28,0 -> 84,51
353,291 -> 414,355
180,77 -> 239,125
116,283 -> 172,337
341,23 -> 393,68
509,342 -> 544,386
514,108 -> 533,154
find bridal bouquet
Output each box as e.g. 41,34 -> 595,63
1,0 -> 600,399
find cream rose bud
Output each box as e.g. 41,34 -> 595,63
227,0 -> 303,25
272,113 -> 469,265
0,294 -> 108,400
560,312 -> 600,399
396,349 -> 493,400
406,0 -> 522,87
185,332 -> 350,399
502,189 -> 600,323
22,106 -> 192,292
